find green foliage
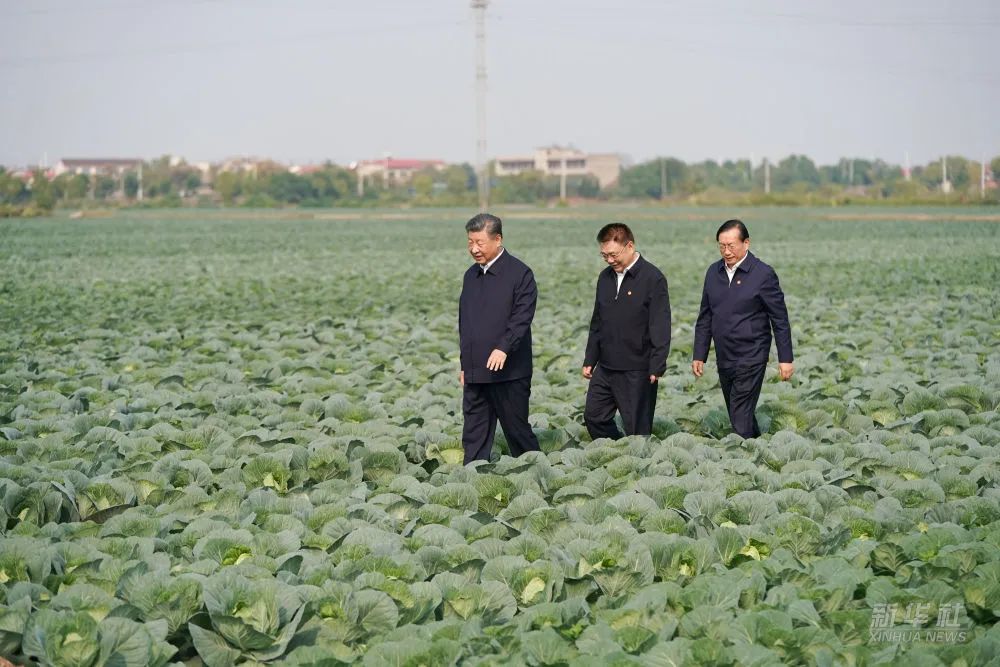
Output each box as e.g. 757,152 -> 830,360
0,208 -> 997,663
4,150 -> 998,217
21,609 -> 175,667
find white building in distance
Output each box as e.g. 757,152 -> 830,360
53,158 -> 142,177
494,146 -> 622,189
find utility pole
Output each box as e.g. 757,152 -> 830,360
904,151 -> 911,181
472,0 -> 489,211
764,158 -> 770,194
560,155 -> 567,202
660,157 -> 666,201
137,162 -> 143,201
982,156 -> 987,199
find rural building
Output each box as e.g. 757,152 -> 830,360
350,158 -> 446,196
289,164 -> 325,175
494,146 -> 622,189
53,158 -> 142,176
216,156 -> 276,175
351,158 -> 446,185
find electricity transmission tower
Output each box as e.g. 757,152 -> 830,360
472,0 -> 489,211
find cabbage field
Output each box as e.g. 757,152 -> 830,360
1,207 -> 999,666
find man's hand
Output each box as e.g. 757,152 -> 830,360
778,362 -> 794,381
649,375 -> 658,384
582,366 -> 593,379
459,370 -> 464,386
691,360 -> 704,378
486,349 -> 507,371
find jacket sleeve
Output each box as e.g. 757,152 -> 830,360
692,273 -> 713,362
458,274 -> 466,368
647,272 -> 671,376
761,267 -> 793,363
583,279 -> 601,367
496,268 -> 537,354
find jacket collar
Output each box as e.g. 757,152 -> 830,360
477,248 -> 509,275
604,253 -> 645,279
717,251 -> 757,275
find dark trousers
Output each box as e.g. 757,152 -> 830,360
462,377 -> 540,464
584,366 -> 657,440
718,363 -> 767,438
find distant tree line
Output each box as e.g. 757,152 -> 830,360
2,154 -> 998,216
0,156 -> 206,217
615,155 -> 1000,205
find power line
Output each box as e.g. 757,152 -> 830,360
487,18 -> 999,86
493,6 -> 1000,29
0,0 -> 226,18
0,20 -> 465,69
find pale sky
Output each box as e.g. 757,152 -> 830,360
1,0 -> 998,168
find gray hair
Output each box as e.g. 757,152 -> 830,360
465,213 -> 503,238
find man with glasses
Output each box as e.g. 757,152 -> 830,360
582,223 -> 671,439
459,213 -> 541,463
692,219 -> 794,438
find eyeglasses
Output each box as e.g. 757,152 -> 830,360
718,242 -> 745,252
600,243 -> 631,260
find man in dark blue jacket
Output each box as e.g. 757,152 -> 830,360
583,223 -> 671,439
692,219 -> 794,438
459,213 -> 541,464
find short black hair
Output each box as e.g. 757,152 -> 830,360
466,213 -> 502,237
716,219 -> 749,241
596,223 -> 634,245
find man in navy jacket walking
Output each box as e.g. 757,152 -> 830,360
692,219 -> 794,438
459,213 -> 541,464
583,223 -> 671,439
